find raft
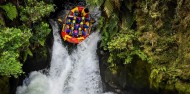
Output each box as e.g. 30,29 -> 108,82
60,7 -> 93,44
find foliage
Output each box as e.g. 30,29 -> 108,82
0,0 -> 54,78
107,31 -> 148,65
0,28 -> 31,52
97,16 -> 105,30
100,13 -> 119,50
135,0 -> 190,91
0,27 -> 32,77
0,3 -> 18,20
98,0 -> 149,72
30,22 -> 51,46
0,51 -> 22,77
108,33 -> 134,51
20,0 -> 54,24
95,0 -> 190,93
149,66 -> 167,88
86,0 -> 104,6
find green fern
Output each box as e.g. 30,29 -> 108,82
23,48 -> 33,62
100,13 -> 119,50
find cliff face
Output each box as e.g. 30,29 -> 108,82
93,0 -> 190,93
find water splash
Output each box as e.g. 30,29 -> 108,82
16,20 -> 105,94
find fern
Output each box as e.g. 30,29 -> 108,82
23,48 -> 33,62
100,13 -> 119,50
0,3 -> 18,20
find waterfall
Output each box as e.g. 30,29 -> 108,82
16,20 -> 105,94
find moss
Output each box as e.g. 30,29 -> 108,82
175,81 -> 190,93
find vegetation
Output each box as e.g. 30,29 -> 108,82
0,3 -> 17,21
0,0 -> 54,77
0,28 -> 32,77
20,0 -> 54,24
91,0 -> 190,93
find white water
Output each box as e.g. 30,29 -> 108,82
16,20 -> 106,94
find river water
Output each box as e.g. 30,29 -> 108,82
16,20 -> 114,94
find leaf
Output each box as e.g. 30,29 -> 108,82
23,48 -> 33,62
124,56 -> 133,64
0,3 -> 18,20
38,40 -> 45,46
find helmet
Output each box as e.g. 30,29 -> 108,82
72,20 -> 76,23
79,28 -> 82,31
82,17 -> 85,20
71,27 -> 74,30
80,22 -> 83,25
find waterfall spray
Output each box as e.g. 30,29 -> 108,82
16,20 -> 103,94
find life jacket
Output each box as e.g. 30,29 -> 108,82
73,30 -> 78,37
75,24 -> 80,30
77,17 -> 82,23
84,28 -> 89,35
66,29 -> 71,34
